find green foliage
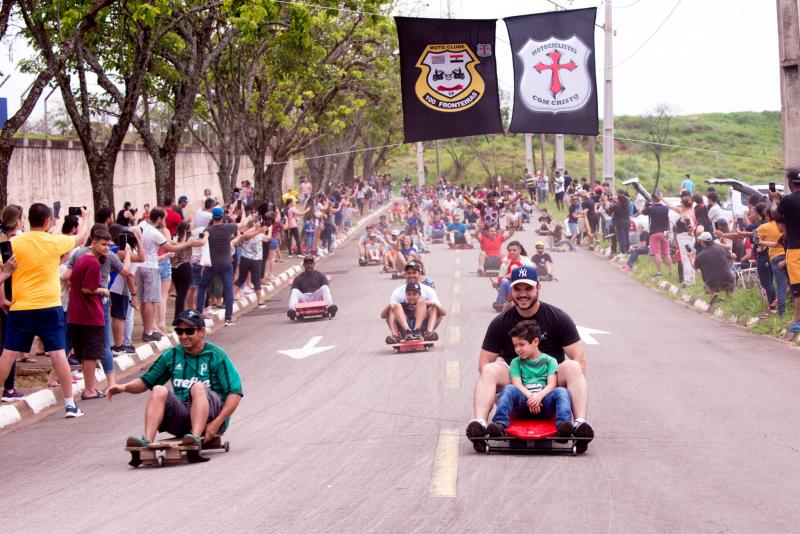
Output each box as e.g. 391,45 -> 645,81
384,111 -> 782,191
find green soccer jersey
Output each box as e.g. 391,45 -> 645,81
509,353 -> 558,394
140,342 -> 243,403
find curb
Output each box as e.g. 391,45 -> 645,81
589,247 -> 800,345
0,203 -> 390,433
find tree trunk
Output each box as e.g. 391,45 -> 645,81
85,153 -> 116,210
0,141 -> 12,207
653,154 -> 662,194
267,161 -> 287,205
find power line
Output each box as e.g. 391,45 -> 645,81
615,0 -> 644,8
613,0 -> 682,68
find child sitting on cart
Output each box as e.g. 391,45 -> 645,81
485,320 -> 574,439
392,282 -> 428,341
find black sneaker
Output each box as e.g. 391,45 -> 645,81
465,420 -> 488,452
410,330 -> 423,340
486,422 -> 506,437
123,345 -> 137,354
141,332 -> 161,342
573,420 -> 594,453
287,308 -> 297,321
385,335 -> 399,345
424,331 -> 439,341
402,330 -> 414,341
556,420 -> 574,443
327,304 -> 338,318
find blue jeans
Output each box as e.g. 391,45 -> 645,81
197,264 -> 235,321
756,253 -> 776,304
495,279 -> 511,304
627,246 -> 649,267
492,384 -> 573,427
770,256 -> 787,313
101,298 -> 114,375
614,220 -> 631,254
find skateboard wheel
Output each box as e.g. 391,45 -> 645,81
224,441 -> 230,453
157,455 -> 165,467
572,444 -> 578,456
128,451 -> 142,468
483,444 -> 491,455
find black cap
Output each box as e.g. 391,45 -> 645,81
303,254 -> 315,263
172,308 -> 205,328
405,260 -> 421,272
406,282 -> 421,293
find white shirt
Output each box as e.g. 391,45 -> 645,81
194,209 -> 212,230
138,220 -> 167,268
390,283 -> 441,305
708,204 -> 723,224
554,176 -> 565,193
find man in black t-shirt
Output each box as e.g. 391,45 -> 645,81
466,266 -> 593,452
287,255 -> 337,320
531,242 -> 554,278
692,233 -> 735,293
777,169 -> 800,331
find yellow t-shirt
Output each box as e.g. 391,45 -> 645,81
10,232 -> 76,311
758,221 -> 785,262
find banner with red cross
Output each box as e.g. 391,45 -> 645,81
504,7 -> 599,135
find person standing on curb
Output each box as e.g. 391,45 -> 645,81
0,204 -> 90,417
777,169 -> 800,332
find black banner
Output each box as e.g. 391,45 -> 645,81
395,17 -> 503,143
504,8 -> 599,135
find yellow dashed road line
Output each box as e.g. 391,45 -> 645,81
428,429 -> 460,498
445,361 -> 460,389
449,326 -> 460,344
451,301 -> 460,315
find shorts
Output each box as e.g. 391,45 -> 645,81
269,238 -> 279,251
158,258 -> 172,281
406,316 -> 429,332
649,232 -> 670,256
110,293 -> 130,320
135,267 -> 162,303
454,235 -> 467,244
4,306 -> 66,353
68,323 -> 105,361
159,386 -> 225,437
786,249 -> 800,285
191,263 -> 203,287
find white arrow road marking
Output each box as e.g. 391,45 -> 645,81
277,336 -> 336,360
577,326 -> 610,345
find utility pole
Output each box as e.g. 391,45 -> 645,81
539,134 -> 546,175
435,139 -> 440,181
525,133 -> 534,174
555,134 -> 566,176
777,0 -> 800,188
602,0 -> 615,189
416,141 -> 425,187
588,136 -> 597,184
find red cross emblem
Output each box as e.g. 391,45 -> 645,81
534,50 -> 577,97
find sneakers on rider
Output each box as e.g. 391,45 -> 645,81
327,304 -> 338,318
423,331 -> 439,341
126,435 -> 151,447
181,433 -> 203,448
486,422 -> 506,437
385,335 -> 399,345
573,420 -> 594,452
287,308 -> 297,321
466,420 -> 488,452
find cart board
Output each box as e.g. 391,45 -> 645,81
473,418 -> 591,455
126,436 -> 230,467
388,340 -> 436,353
448,243 -> 474,249
293,300 -> 332,321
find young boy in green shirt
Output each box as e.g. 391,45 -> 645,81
486,319 -> 574,438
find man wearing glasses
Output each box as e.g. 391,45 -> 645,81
107,309 -> 243,449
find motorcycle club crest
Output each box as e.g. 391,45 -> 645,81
414,43 -> 486,112
516,35 -> 592,114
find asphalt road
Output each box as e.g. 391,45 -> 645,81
3,223 -> 800,533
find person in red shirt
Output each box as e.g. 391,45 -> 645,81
68,227 -> 113,400
478,226 -> 515,274
163,196 -> 184,236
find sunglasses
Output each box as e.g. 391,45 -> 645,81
175,327 -> 199,336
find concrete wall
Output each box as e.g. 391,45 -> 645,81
6,138 -> 295,216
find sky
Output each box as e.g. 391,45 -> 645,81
408,0 -> 781,116
0,0 -> 782,121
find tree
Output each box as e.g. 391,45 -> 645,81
0,0 -> 114,207
643,103 -> 675,194
441,139 -> 473,180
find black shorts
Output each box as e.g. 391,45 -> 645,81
110,293 -> 129,320
159,386 -> 224,437
792,284 -> 800,297
68,324 -> 105,361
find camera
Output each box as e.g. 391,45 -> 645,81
68,206 -> 83,217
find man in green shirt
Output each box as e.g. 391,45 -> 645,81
107,309 -> 243,448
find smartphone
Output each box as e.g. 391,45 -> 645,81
114,233 -> 128,250
199,232 -> 205,239
769,182 -> 776,193
236,199 -> 243,210
68,206 -> 82,217
0,241 -> 12,263
53,201 -> 61,219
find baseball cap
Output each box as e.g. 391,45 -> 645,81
509,266 -> 539,287
211,206 -> 224,219
303,254 -> 315,263
535,241 -> 546,248
697,232 -> 714,242
405,260 -> 421,272
178,195 -> 188,203
405,282 -> 421,293
594,185 -> 602,194
172,308 -> 205,328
